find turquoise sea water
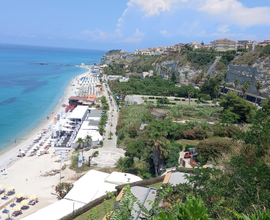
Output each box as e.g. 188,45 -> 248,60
0,44 -> 104,151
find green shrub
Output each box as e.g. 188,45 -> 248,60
197,140 -> 231,162
196,100 -> 201,104
166,142 -> 183,168
213,125 -> 240,138
183,128 -> 209,140
204,95 -> 212,100
174,98 -> 180,101
149,97 -> 155,99
185,144 -> 196,151
182,99 -> 186,101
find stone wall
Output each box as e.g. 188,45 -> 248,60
226,61 -> 270,97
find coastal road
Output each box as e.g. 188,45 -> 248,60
89,77 -> 125,167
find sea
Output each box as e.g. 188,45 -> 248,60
0,43 -> 104,152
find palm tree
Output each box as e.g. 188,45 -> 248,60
234,79 -> 239,89
84,135 -> 92,147
242,85 -> 248,99
148,132 -> 168,177
255,81 -> 262,105
188,91 -> 193,106
222,82 -> 227,93
243,81 -> 250,99
76,137 -> 84,149
214,85 -> 220,107
207,74 -> 211,81
76,137 -> 84,157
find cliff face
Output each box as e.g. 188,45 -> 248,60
154,60 -> 203,83
226,57 -> 270,97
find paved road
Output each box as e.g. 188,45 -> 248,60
207,56 -> 221,75
88,77 -> 125,167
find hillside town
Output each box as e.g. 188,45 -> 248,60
134,38 -> 270,55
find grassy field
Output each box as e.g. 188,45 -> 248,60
74,199 -> 114,220
147,181 -> 164,189
177,136 -> 232,148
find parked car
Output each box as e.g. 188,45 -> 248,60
12,210 -> 22,217
29,198 -> 39,205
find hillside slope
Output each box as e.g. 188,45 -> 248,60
226,45 -> 270,97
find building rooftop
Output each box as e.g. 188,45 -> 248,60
88,110 -> 104,118
69,96 -> 87,101
87,94 -> 96,102
211,38 -> 236,43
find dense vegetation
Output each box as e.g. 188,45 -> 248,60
232,44 -> 270,65
116,104 -> 235,178
109,75 -> 199,97
109,110 -> 270,220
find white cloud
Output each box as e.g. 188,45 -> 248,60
82,29 -> 109,41
217,24 -> 230,34
200,0 -> 270,27
117,0 -> 188,28
160,30 -> 172,37
129,0 -> 187,17
81,29 -> 122,42
122,29 -> 144,43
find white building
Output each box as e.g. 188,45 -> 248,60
68,106 -> 88,123
22,170 -> 142,220
210,38 -> 237,51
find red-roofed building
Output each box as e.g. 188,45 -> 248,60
87,95 -> 96,104
211,38 -> 237,51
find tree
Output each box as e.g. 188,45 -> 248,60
234,78 -> 239,90
200,77 -> 220,99
220,107 -> 240,124
188,91 -> 193,106
55,182 -> 73,199
219,91 -> 256,122
152,196 -> 214,220
222,81 -> 227,93
84,135 -> 92,147
148,132 -> 168,176
214,85 -> 220,107
88,151 -> 99,167
262,96 -> 270,114
241,84 -> 248,99
109,131 -> 113,139
76,138 -> 84,149
171,72 -> 177,83
255,81 -> 262,106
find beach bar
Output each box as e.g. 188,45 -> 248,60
68,106 -> 88,124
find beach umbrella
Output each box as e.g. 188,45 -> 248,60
7,186 -> 14,191
21,200 -> 29,206
12,205 -> 21,211
28,195 -> 36,200
16,193 -> 24,198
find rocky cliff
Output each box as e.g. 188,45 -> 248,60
154,60 -> 203,83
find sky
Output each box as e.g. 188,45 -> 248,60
0,0 -> 270,52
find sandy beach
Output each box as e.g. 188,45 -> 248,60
0,67 -> 90,219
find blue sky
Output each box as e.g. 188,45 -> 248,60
0,0 -> 270,52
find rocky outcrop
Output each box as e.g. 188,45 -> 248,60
155,60 -> 203,83
226,58 -> 270,97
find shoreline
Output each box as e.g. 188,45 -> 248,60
0,67 -> 89,171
